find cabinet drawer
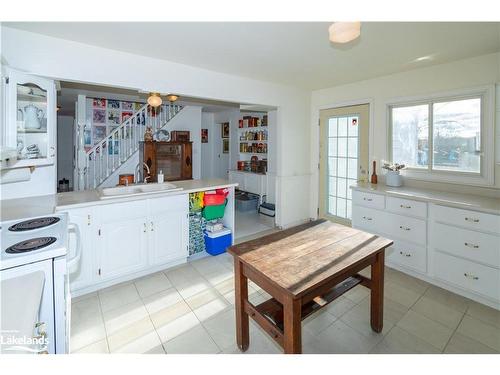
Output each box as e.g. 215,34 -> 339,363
386,239 -> 427,274
431,223 -> 500,268
431,205 -> 500,234
352,190 -> 385,210
352,205 -> 385,234
386,197 -> 427,219
384,212 -> 427,246
434,251 -> 500,301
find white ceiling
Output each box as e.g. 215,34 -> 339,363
5,22 -> 500,90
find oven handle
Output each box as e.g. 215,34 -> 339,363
67,223 -> 82,274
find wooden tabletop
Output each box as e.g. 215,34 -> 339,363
228,220 -> 393,298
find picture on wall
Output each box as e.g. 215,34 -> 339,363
84,129 -> 92,145
108,100 -> 120,109
201,129 -> 208,143
108,140 -> 120,155
93,109 -> 106,124
222,138 -> 229,153
122,111 -> 133,122
108,110 -> 121,125
121,101 -> 133,110
93,98 -> 106,108
92,126 -> 107,144
134,102 -> 143,111
221,122 -> 230,138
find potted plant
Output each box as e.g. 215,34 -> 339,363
382,162 -> 406,187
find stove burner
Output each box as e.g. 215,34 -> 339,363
8,217 -> 60,232
5,237 -> 57,254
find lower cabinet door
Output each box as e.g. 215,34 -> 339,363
99,217 -> 148,281
149,210 -> 188,266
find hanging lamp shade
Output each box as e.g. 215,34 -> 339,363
166,94 -> 179,103
328,22 -> 361,43
147,92 -> 162,107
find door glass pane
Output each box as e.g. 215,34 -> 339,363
391,104 -> 429,168
328,118 -> 338,137
336,198 -> 347,218
328,177 -> 337,196
328,157 -> 337,176
432,98 -> 481,173
338,117 -> 348,137
348,138 -> 357,158
337,157 -> 347,178
347,159 -> 357,179
337,178 -> 347,198
337,137 -> 347,157
328,138 -> 337,156
16,83 -> 48,160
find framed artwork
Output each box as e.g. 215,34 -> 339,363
93,98 -> 106,108
201,129 -> 208,143
222,138 -> 229,153
221,122 -> 230,138
92,126 -> 106,144
107,110 -> 121,125
93,109 -> 106,124
134,102 -> 143,111
121,101 -> 133,110
84,129 -> 92,145
108,140 -> 120,155
108,100 -> 120,109
122,111 -> 133,122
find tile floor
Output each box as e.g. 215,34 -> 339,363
234,210 -> 275,239
70,252 -> 500,354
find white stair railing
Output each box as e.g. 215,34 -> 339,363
80,103 -> 183,190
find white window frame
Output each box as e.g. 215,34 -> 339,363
387,85 -> 495,186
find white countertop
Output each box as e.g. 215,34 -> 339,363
351,182 -> 500,215
1,178 -> 238,221
0,271 -> 45,354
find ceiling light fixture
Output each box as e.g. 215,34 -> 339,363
329,22 -> 361,44
147,92 -> 162,107
166,94 -> 179,103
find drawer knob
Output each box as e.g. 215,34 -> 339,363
363,197 -> 373,202
362,216 -> 373,221
399,225 -> 411,231
464,217 -> 479,223
464,273 -> 479,280
399,251 -> 411,257
400,204 -> 412,209
464,242 -> 479,249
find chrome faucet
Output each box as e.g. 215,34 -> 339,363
135,162 -> 151,183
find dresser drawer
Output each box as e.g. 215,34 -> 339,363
352,190 -> 385,210
386,239 -> 427,274
386,196 -> 427,219
352,205 -> 385,234
384,212 -> 427,246
431,205 -> 500,234
431,223 -> 500,269
434,251 -> 500,301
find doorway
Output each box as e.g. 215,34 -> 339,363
319,104 -> 370,224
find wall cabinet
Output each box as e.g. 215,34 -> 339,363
58,194 -> 189,295
2,68 -> 56,168
228,170 -> 267,197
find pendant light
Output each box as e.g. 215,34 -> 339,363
147,92 -> 162,107
166,94 -> 179,103
329,22 -> 361,44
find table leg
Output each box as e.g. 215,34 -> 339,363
370,250 -> 385,333
283,295 -> 302,354
234,259 -> 249,351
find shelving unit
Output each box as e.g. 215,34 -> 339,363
237,112 -> 269,174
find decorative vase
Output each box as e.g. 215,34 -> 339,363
385,170 -> 403,187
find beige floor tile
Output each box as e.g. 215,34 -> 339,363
71,294 -> 103,326
72,339 -> 109,354
222,285 -> 259,306
134,272 -> 172,298
70,318 -> 107,352
203,268 -> 233,287
102,299 -> 149,336
98,282 -> 140,313
223,324 -> 282,354
423,286 -> 469,313
444,332 -> 498,354
150,300 -> 201,342
385,269 -> 429,295
186,288 -> 230,322
340,299 -> 393,338
303,309 -> 337,336
397,310 -> 454,350
466,301 -> 500,329
174,276 -> 212,299
213,276 -> 235,295
111,331 -> 164,354
342,285 -> 370,304
411,296 -> 465,330
72,291 -> 98,304
325,296 -> 356,318
164,264 -> 201,286
385,281 -> 422,308
142,287 -> 183,315
164,325 -> 220,354
107,316 -> 155,352
380,297 -> 409,326
370,326 -> 441,354
191,256 -> 229,276
203,308 -> 236,351
457,315 -> 500,352
309,319 -> 381,353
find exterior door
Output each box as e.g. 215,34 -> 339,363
319,104 -> 370,224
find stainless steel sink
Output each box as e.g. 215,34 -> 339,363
98,182 -> 182,199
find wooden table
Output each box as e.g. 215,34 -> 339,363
227,219 -> 393,354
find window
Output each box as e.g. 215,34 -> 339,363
389,91 -> 493,184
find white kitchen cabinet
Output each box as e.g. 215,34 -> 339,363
3,68 -> 56,168
228,170 -> 266,197
148,196 -> 188,266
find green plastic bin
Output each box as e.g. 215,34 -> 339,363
202,200 -> 227,220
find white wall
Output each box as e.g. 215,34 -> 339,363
310,52 -> 500,219
1,26 -> 311,228
56,115 -> 74,189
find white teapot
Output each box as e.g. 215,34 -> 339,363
18,104 -> 44,129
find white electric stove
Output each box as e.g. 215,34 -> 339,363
0,213 -> 81,354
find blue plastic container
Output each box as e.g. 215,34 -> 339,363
204,229 -> 232,256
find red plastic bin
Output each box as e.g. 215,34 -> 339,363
203,193 -> 226,206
